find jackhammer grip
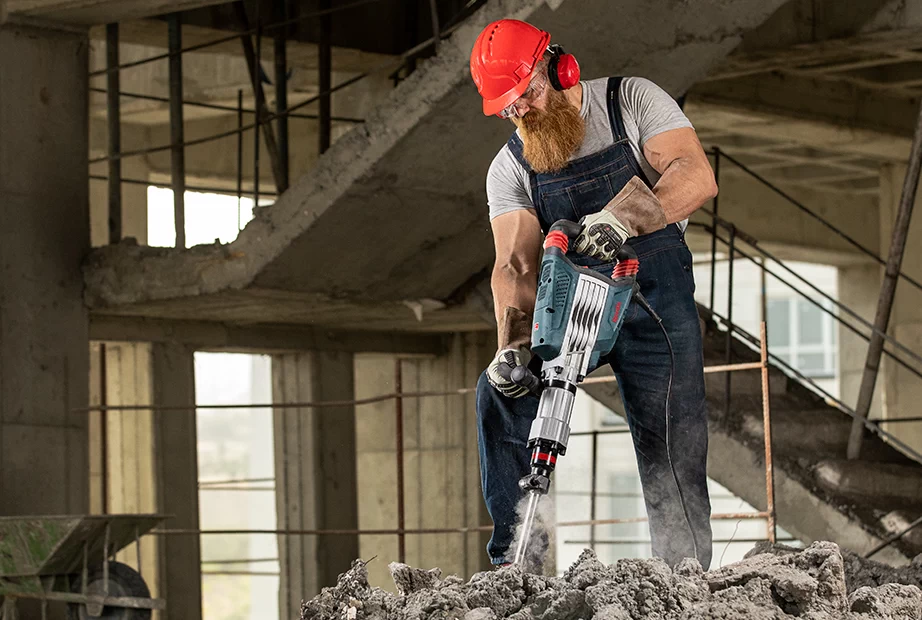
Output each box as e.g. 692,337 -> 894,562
510,365 -> 543,396
616,244 -> 637,262
548,219 -> 583,240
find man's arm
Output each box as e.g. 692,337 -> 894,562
643,126 -> 718,224
490,208 -> 543,347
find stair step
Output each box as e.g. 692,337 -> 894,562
814,459 -> 922,505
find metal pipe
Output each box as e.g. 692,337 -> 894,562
725,225 -> 736,423
99,344 -> 109,514
709,147 -> 720,311
88,87 -> 364,122
589,430 -> 598,552
760,322 -> 776,543
565,537 -> 794,546
848,103 -> 922,459
274,0 -> 290,190
428,0 -> 440,54
319,0 -> 332,154
237,89 -> 243,231
106,23 -> 122,245
395,360 -> 406,563
864,515 -> 922,559
233,1 -> 284,194
168,14 -> 186,248
717,148 -> 922,295
254,2 -> 261,209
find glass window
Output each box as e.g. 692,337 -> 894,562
798,302 -> 824,345
767,300 -> 790,347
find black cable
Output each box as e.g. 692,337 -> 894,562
634,292 -> 700,562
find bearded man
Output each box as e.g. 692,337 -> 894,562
469,19 -> 718,569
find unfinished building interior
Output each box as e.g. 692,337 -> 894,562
6,0 -> 922,617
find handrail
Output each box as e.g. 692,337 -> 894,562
707,147 -> 922,295
689,221 -> 922,384
692,209 -> 922,371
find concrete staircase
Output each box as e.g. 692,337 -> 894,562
83,0 -> 791,330
583,305 -> 922,564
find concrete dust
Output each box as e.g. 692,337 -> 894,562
508,494 -> 556,575
301,542 -> 922,619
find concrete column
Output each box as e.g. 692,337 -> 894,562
0,23 -> 89,515
353,333 -> 494,591
151,343 -> 201,620
838,263 -> 884,421
878,163 -> 922,455
272,351 -> 358,612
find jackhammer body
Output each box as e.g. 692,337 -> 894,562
510,220 -> 639,565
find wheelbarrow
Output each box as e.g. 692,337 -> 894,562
0,514 -> 167,619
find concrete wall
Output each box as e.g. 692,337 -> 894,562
353,333 -> 494,591
0,23 -> 89,516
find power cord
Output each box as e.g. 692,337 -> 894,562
633,291 -> 700,563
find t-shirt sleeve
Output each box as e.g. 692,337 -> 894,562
621,77 -> 693,147
486,146 -> 534,221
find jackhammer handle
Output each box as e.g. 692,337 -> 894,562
510,365 -> 543,396
548,219 -> 583,239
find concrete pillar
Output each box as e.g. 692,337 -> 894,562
838,264 -> 884,421
151,343 -> 202,620
0,23 -> 89,515
877,163 -> 922,455
353,333 -> 494,591
272,351 -> 358,612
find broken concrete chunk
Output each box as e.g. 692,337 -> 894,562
463,608 -> 497,620
849,583 -> 922,620
389,562 -> 443,595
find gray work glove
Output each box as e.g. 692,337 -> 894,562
486,307 -> 533,399
573,177 -> 667,262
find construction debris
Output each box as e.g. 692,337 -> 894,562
300,542 -> 922,619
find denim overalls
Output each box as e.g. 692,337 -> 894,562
475,78 -> 712,568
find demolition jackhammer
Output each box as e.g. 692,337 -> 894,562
503,219 -> 697,566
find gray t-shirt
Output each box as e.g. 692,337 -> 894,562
486,77 -> 693,226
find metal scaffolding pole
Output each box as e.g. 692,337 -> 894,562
106,23 -> 121,245
234,0 -> 285,194
274,0 -> 290,190
319,0 -> 332,154
168,14 -> 186,248
847,100 -> 922,459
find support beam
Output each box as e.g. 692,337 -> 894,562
274,0 -> 289,190
152,343 -> 201,620
89,315 -> 449,355
272,351 -> 358,605
848,101 -> 922,459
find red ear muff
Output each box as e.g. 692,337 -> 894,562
547,44 -> 580,91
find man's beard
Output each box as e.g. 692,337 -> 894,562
514,88 -> 585,174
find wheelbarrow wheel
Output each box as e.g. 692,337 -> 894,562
66,561 -> 151,620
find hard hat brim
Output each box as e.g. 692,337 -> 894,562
482,77 -> 532,116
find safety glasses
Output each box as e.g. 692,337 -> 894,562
498,69 -> 549,119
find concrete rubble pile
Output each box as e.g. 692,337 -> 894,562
301,541 -> 922,619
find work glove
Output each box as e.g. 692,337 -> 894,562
573,176 -> 667,262
486,307 -> 533,399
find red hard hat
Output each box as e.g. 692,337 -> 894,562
470,19 -> 550,116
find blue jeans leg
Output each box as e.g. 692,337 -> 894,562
610,234 -> 712,569
475,371 -> 538,564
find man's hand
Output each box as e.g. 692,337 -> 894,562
486,346 -> 532,398
573,177 -> 667,261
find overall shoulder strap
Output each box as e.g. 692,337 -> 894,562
506,133 -> 540,209
606,77 -> 627,143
